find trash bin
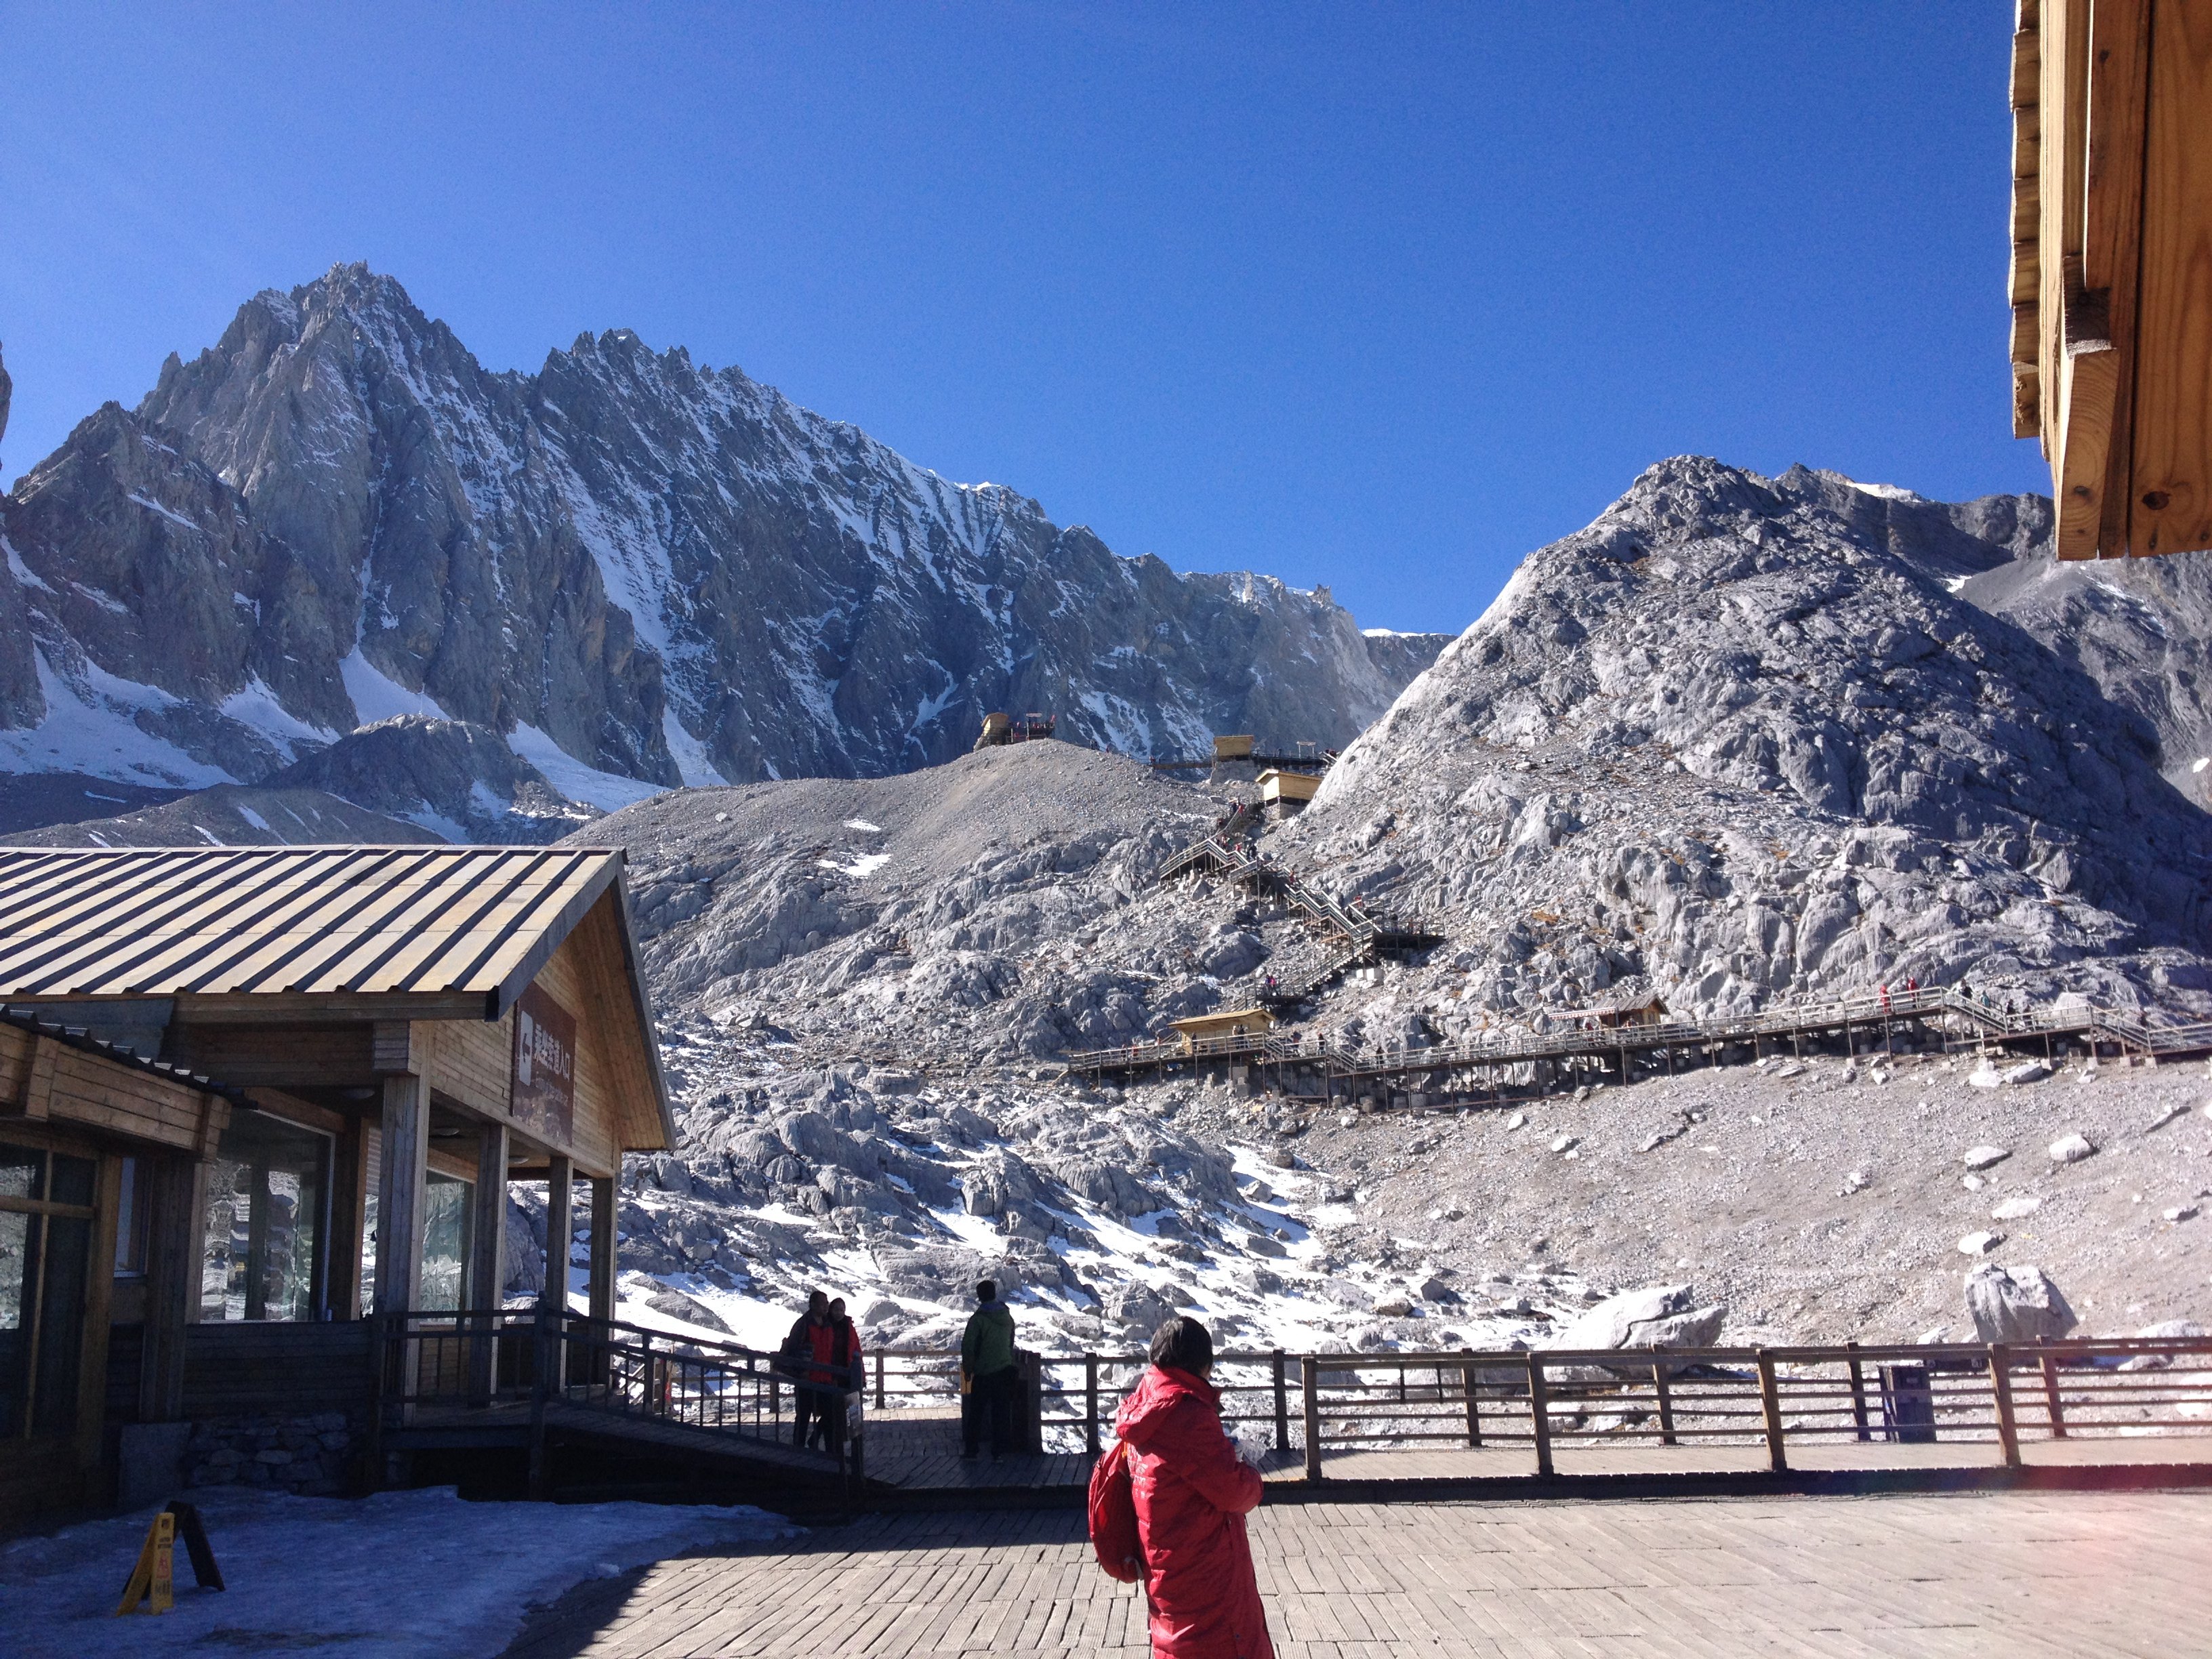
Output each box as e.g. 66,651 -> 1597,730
1879,1364 -> 1936,1443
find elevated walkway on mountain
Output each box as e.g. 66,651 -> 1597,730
1064,983 -> 2212,1094
1155,804 -> 1436,1008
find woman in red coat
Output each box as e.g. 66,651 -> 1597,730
1113,1317 -> 1275,1659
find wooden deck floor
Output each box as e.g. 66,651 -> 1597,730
500,1486 -> 2212,1657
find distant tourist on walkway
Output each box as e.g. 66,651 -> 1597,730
809,1296 -> 864,1456
960,1279 -> 1019,1460
1114,1316 -> 1273,1658
781,1290 -> 830,1449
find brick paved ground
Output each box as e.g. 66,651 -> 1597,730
503,1488 -> 2212,1658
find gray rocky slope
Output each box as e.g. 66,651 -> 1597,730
0,264 -> 1444,838
522,459 -> 2209,1359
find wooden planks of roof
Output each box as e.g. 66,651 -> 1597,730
2010,0 -> 2212,558
0,846 -> 622,1010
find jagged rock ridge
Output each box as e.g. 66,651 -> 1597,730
0,264 -> 1446,835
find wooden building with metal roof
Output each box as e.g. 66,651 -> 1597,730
2008,0 -> 2212,558
0,845 -> 673,1525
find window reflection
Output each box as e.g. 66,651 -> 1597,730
419,1173 -> 472,1313
200,1113 -> 330,1322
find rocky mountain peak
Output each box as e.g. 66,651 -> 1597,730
1294,457 -> 2209,1021
0,266 -> 1447,834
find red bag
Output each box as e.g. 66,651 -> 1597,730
1086,1441 -> 1144,1583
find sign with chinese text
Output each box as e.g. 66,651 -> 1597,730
511,983 -> 577,1146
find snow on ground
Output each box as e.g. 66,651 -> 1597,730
507,722 -> 667,813
338,649 -> 455,726
0,1485 -> 794,1658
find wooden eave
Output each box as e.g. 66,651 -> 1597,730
2011,0 -> 2212,558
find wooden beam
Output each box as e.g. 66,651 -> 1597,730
138,1153 -> 198,1418
2087,0 -> 2153,558
470,1121 -> 508,1314
75,1152 -> 123,1473
544,1153 -> 573,1392
328,1114 -> 371,1322
18,1037 -> 56,1120
2057,274 -> 2121,558
373,1074 -> 427,1317
2083,0 -> 2151,291
371,1021 -> 416,1077
2127,0 -> 2212,556
587,1174 -> 615,1326
544,1153 -> 573,1313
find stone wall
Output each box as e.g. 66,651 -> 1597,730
183,1410 -> 363,1496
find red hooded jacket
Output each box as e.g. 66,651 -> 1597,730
1112,1365 -> 1273,1659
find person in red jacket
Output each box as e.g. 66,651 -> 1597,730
1113,1317 -> 1274,1659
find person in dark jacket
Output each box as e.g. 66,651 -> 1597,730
781,1290 -> 829,1448
1113,1317 -> 1272,1658
960,1279 -> 1018,1459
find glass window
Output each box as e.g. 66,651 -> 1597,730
419,1173 -> 473,1313
0,1146 -> 43,1203
199,1113 -> 330,1323
30,1216 -> 88,1437
0,1139 -> 98,1441
0,1211 -> 33,1438
47,1154 -> 94,1210
114,1157 -> 147,1277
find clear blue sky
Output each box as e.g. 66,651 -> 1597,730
1,1 -> 2039,636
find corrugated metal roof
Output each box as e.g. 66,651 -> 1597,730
0,845 -> 625,1009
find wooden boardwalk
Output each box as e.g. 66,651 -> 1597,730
501,1487 -> 2212,1657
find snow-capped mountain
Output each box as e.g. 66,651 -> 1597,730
0,265 -> 1446,832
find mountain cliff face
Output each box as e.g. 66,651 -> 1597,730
1276,458 -> 2212,1028
0,264 -> 1445,831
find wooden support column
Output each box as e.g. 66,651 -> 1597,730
470,1122 -> 509,1313
1526,1353 -> 1554,1477
373,1073 -> 428,1318
1755,1349 -> 1788,1473
588,1174 -> 616,1325
138,1154 -> 201,1421
327,1113 -> 371,1321
468,1121 -> 509,1403
543,1153 -> 574,1392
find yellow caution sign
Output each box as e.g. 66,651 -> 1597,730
115,1510 -> 175,1616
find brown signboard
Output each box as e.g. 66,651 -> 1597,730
510,983 -> 577,1147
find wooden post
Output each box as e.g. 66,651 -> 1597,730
469,1121 -> 510,1404
1755,1349 -> 1787,1473
1989,1344 -> 2022,1469
587,1173 -> 616,1390
1652,1360 -> 1676,1447
527,1301 -> 552,1500
138,1154 -> 199,1424
543,1153 -> 573,1394
876,1349 -> 888,1412
1526,1353 -> 1554,1477
1271,1351 -> 1288,1454
2041,1351 -> 2067,1439
1462,1349 -> 1481,1448
1302,1356 -> 1323,1481
373,1073 -> 428,1317
1847,1342 -> 1871,1442
1088,1353 -> 1102,1455
374,1071 -> 429,1423
328,1114 -> 371,1320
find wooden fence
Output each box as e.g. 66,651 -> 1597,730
867,1334 -> 2212,1477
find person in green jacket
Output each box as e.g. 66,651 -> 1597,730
960,1279 -> 1019,1459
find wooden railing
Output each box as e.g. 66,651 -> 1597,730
370,1309 -> 865,1496
1066,982 -> 2212,1082
862,1336 -> 2212,1478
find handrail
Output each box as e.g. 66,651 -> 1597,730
1067,981 -> 2212,1080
